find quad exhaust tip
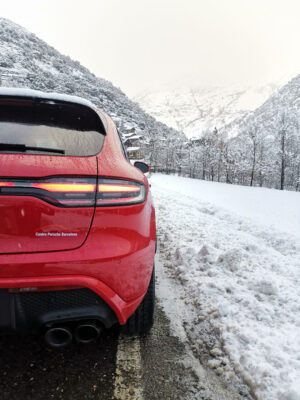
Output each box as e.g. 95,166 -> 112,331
45,326 -> 73,348
74,322 -> 102,344
45,321 -> 102,347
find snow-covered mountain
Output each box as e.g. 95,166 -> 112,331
223,74 -> 300,138
219,74 -> 300,190
0,18 -> 184,157
135,83 -> 282,139
0,18 -> 298,190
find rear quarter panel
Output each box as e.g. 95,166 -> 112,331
96,112 -> 148,185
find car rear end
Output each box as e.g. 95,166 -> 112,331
0,89 -> 156,344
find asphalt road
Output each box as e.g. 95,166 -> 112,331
0,300 -> 250,400
0,325 -> 118,400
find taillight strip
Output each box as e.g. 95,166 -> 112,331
31,183 -> 96,192
98,184 -> 140,193
0,178 -> 146,207
0,182 -> 15,187
97,197 -> 141,204
0,178 -> 97,207
96,179 -> 145,206
60,200 -> 95,204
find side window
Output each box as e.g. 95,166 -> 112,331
117,129 -> 129,160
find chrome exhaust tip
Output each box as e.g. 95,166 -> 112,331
45,326 -> 73,348
74,322 -> 102,344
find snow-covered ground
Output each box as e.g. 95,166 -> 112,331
151,174 -> 300,400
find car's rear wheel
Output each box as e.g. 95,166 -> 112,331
122,267 -> 155,335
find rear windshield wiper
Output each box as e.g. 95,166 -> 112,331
0,143 -> 65,155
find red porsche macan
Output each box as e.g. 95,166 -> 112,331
0,88 -> 156,347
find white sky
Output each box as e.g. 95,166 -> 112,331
1,0 -> 300,96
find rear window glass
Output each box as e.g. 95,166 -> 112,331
0,100 -> 105,156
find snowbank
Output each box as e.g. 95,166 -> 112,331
151,174 -> 300,238
151,174 -> 300,400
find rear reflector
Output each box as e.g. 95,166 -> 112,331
8,285 -> 82,293
0,177 -> 146,207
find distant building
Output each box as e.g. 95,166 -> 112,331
123,134 -> 142,148
121,130 -> 143,160
127,146 -> 141,159
0,68 -> 27,87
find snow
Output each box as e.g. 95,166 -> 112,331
135,83 -> 280,139
0,16 -> 184,166
126,146 -> 140,152
151,173 -> 300,400
123,135 -> 141,141
151,174 -> 300,238
0,87 -> 95,108
155,256 -> 251,398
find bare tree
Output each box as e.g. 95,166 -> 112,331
249,128 -> 258,187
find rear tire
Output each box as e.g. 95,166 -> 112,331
121,267 -> 155,335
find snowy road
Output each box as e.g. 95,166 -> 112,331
151,173 -> 300,400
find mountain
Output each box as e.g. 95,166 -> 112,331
135,83 -> 282,139
0,18 -> 298,190
219,74 -> 300,190
223,74 -> 300,138
0,18 -> 184,161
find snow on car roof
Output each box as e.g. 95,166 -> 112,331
0,87 -> 95,108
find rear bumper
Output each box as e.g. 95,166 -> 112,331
0,193 -> 156,332
0,275 -> 146,327
0,288 -> 118,334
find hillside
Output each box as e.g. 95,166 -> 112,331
135,83 -> 280,139
137,75 -> 299,191
223,74 -> 300,138
222,74 -> 300,189
0,17 -> 184,159
0,17 -> 298,191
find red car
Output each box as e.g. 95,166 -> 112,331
0,88 -> 156,347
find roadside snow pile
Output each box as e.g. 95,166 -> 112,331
151,174 -> 300,400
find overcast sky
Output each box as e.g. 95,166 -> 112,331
1,0 -> 300,96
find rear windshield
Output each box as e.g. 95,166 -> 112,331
0,99 -> 105,156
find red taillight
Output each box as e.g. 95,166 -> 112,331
31,183 -> 95,192
96,179 -> 145,206
0,177 -> 146,207
0,182 -> 15,187
0,177 -> 97,207
98,184 -> 139,193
